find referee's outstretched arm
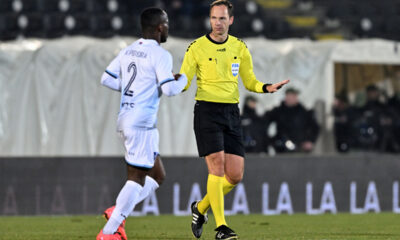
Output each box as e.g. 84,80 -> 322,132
266,79 -> 290,93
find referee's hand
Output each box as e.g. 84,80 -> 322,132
267,79 -> 290,93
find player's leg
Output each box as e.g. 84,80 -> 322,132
132,155 -> 165,205
99,128 -> 158,239
147,155 -> 166,185
128,128 -> 162,206
102,165 -> 147,236
102,158 -> 164,238
103,158 -> 164,224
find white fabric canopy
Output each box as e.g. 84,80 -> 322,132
1,37 -> 399,156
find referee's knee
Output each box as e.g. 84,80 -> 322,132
205,151 -> 225,176
226,173 -> 243,185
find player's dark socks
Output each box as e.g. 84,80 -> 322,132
191,201 -> 208,239
215,225 -> 238,240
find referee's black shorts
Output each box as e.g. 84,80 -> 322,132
193,100 -> 245,157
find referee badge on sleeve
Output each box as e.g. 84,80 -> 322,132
231,63 -> 239,77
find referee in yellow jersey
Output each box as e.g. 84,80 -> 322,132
180,0 -> 289,239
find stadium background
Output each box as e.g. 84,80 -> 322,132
1,0 -> 400,218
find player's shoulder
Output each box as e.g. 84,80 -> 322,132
229,35 -> 248,49
159,46 -> 172,59
150,46 -> 172,66
144,41 -> 172,60
154,44 -> 170,54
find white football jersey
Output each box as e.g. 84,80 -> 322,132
104,38 -> 175,130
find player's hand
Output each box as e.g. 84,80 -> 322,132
174,74 -> 181,80
267,79 -> 290,93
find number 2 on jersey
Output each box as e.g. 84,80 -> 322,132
124,62 -> 137,96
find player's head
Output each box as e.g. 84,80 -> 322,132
140,7 -> 169,43
209,0 -> 234,36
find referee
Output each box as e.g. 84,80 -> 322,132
180,0 -> 289,239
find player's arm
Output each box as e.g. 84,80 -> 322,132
101,70 -> 121,91
179,41 -> 197,91
240,44 -> 289,93
160,73 -> 188,96
156,51 -> 187,97
100,52 -> 122,91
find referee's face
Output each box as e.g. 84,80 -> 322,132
210,5 -> 233,37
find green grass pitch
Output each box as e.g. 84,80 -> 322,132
0,213 -> 399,239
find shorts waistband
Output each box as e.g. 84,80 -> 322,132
196,100 -> 238,108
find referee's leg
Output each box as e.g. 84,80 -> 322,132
193,101 -> 230,230
205,151 -> 225,176
224,153 -> 244,185
197,153 -> 242,215
203,151 -> 227,228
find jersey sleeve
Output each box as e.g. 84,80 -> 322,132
101,51 -> 122,91
155,50 -> 174,85
239,43 -> 265,93
179,42 -> 197,91
160,74 -> 188,96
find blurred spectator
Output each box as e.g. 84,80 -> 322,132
265,88 -> 320,153
388,67 -> 400,115
241,96 -> 266,153
388,70 -> 400,152
333,94 -> 357,152
353,85 -> 400,152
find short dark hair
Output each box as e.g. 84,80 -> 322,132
244,95 -> 257,103
210,0 -> 234,17
285,87 -> 299,95
140,7 -> 165,32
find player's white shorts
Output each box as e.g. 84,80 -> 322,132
119,127 -> 159,169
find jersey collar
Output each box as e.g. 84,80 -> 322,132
206,34 -> 229,45
138,38 -> 159,46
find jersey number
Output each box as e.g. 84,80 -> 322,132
124,62 -> 137,96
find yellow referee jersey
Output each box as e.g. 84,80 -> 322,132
180,34 -> 266,103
